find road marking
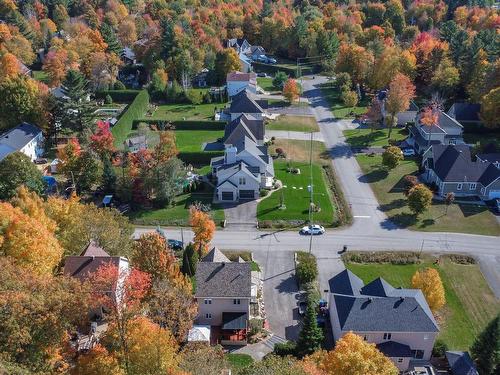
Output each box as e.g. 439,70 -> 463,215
353,215 -> 371,218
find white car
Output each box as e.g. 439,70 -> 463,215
300,225 -> 325,235
402,148 -> 416,156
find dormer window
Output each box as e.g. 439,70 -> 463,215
239,177 -> 246,185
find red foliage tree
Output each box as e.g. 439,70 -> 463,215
90,120 -> 115,158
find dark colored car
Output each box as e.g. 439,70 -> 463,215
298,301 -> 307,316
167,239 -> 184,251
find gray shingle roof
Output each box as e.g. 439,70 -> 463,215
202,247 -> 231,263
0,123 -> 42,150
329,269 -> 364,295
225,114 -> 264,143
477,153 -> 500,165
376,341 -> 413,357
448,103 -> 481,123
360,277 -> 395,297
0,144 -> 16,161
230,90 -> 264,114
445,351 -> 479,375
195,262 -> 251,298
418,111 -> 463,134
334,294 -> 439,332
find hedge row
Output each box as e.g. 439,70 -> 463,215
342,251 -> 422,265
112,90 -> 150,146
95,90 -> 141,102
322,165 -> 353,227
132,119 -> 226,131
178,151 -> 224,165
252,62 -> 319,78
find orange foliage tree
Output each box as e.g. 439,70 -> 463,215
283,78 -> 300,102
72,344 -> 124,375
189,206 -> 216,256
42,49 -> 69,87
152,131 -> 178,165
385,73 -> 416,138
411,267 -> 445,312
0,52 -> 20,78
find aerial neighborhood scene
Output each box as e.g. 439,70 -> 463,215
0,0 -> 499,373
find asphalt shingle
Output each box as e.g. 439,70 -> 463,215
195,262 -> 251,298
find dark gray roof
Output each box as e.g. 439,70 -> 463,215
0,123 -> 42,150
225,115 -> 264,144
430,145 -> 500,185
329,269 -> 364,295
448,103 -> 481,123
418,111 -> 463,134
477,153 -> 500,164
411,127 -> 441,150
0,144 -> 16,161
333,294 -> 439,332
446,351 -> 479,375
126,135 -> 146,146
202,247 -> 231,263
230,90 -> 264,114
222,312 -> 248,330
195,262 -> 251,298
376,341 -> 413,358
360,277 -> 395,297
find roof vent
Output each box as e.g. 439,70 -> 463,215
400,297 -> 405,302
368,297 -> 373,303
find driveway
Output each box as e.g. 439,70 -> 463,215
253,251 -> 301,341
222,200 -> 257,229
266,130 -> 324,142
267,105 -> 314,116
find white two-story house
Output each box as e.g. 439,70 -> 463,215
0,123 -> 44,162
328,270 -> 439,372
195,248 -> 252,346
227,72 -> 257,97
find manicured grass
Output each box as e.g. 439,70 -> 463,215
257,77 -> 276,92
271,139 -> 328,164
32,70 -> 49,83
266,115 -> 319,132
343,128 -> 408,148
257,160 -> 336,225
356,154 -> 500,235
320,86 -> 369,118
346,257 -> 500,349
148,103 -> 226,121
175,129 -> 224,152
128,187 -> 225,226
225,353 -> 254,371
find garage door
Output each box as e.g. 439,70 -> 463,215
221,191 -> 234,201
239,190 -> 255,199
489,190 -> 500,199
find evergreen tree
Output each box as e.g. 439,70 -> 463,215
100,22 -> 122,55
161,18 -> 176,59
5,11 -> 35,42
316,30 -> 339,60
181,243 -> 198,277
57,70 -> 94,134
102,158 -> 117,194
297,297 -> 323,357
471,314 -> 499,375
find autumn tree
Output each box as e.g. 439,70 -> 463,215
214,48 -> 241,84
72,345 -> 124,375
90,120 -> 116,158
240,355 -> 307,375
42,49 -> 69,87
407,184 -> 433,216
0,152 -> 45,200
319,332 -> 398,375
382,146 -> 404,169
431,58 -> 460,96
148,279 -> 197,342
480,87 -> 500,129
336,43 -> 374,85
0,258 -> 90,372
180,343 -> 228,375
189,206 -> 216,256
411,268 -> 445,312
283,78 -> 300,103
385,73 -> 415,138
341,90 -> 358,112
0,52 -> 20,78
470,314 -> 499,375
365,97 -> 383,130
102,316 -> 180,375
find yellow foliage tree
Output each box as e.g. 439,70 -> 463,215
72,344 -> 124,375
319,332 -> 398,375
189,206 -> 215,256
411,267 -> 445,312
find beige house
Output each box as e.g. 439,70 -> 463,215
328,270 -> 439,372
195,248 -> 252,345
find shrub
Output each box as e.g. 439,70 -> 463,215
272,71 -> 288,89
111,90 -> 150,146
382,146 -> 403,169
446,254 -> 476,264
296,252 -> 318,285
248,318 -> 263,337
342,251 -> 422,264
273,341 -> 297,357
322,165 -> 352,227
260,189 -> 269,197
114,81 -> 126,90
334,72 -> 352,89
403,175 -> 419,196
432,339 -> 448,357
104,94 -> 113,104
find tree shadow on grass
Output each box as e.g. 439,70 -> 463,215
418,218 -> 435,228
378,199 -> 407,212
457,203 -> 489,218
389,175 -> 412,194
345,130 -> 386,147
358,169 -> 388,183
380,212 -> 417,230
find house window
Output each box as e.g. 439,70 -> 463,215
363,335 -> 368,341
412,350 -> 424,359
398,358 -> 403,363
233,299 -> 241,305
481,187 -> 485,194
383,333 -> 392,340
457,183 -> 462,190
205,313 -> 212,319
204,299 -> 212,305
469,183 -> 477,190
239,177 -> 246,185
449,138 -> 457,145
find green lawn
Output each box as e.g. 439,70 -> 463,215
320,86 -> 369,118
343,128 -> 408,148
257,160 -> 336,225
346,257 -> 500,349
175,129 -> 224,152
257,77 -> 276,92
148,103 -> 226,121
128,187 -> 225,226
32,70 -> 49,83
225,353 -> 254,372
266,115 -> 319,132
356,155 -> 500,235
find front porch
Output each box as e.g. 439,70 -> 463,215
210,312 -> 249,346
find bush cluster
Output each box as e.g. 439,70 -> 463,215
296,251 -> 318,285
111,90 -> 150,145
342,251 -> 422,264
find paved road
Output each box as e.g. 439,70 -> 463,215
266,130 -> 324,142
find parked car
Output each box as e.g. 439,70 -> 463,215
402,148 -> 416,156
299,225 -> 325,235
495,198 -> 500,212
267,57 -> 277,64
298,301 -> 307,316
167,239 -> 184,251
34,157 -> 48,164
257,72 -> 267,77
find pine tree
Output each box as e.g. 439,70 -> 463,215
100,22 -> 122,55
102,158 -> 117,194
297,298 -> 324,357
181,243 -> 198,277
57,70 -> 94,134
471,314 -> 499,375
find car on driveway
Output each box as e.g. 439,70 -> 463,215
298,301 -> 307,316
167,239 -> 184,251
299,225 -> 325,235
402,148 -> 416,156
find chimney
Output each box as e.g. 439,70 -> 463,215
225,146 -> 237,164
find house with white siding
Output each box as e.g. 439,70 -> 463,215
0,123 -> 44,162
